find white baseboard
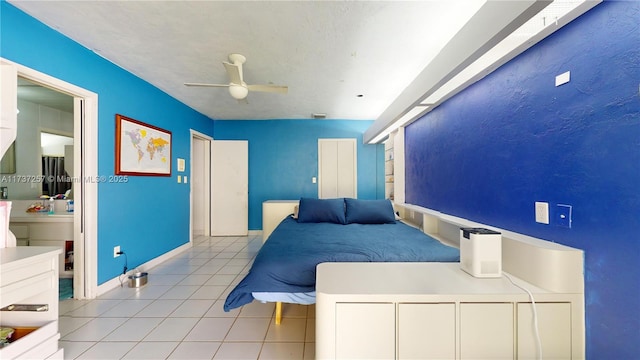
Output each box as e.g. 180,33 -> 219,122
97,242 -> 193,296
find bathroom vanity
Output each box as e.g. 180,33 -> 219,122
8,200 -> 73,278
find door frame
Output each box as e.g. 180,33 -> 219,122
3,58 -> 99,299
190,130 -> 212,242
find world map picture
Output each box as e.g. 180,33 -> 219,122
116,115 -> 172,175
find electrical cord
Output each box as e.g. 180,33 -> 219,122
504,272 -> 542,360
117,251 -> 128,287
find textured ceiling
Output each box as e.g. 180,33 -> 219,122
9,1 -> 483,120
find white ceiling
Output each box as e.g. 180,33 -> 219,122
9,0 -> 594,130
9,1 -> 484,120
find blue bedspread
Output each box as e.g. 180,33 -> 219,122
224,216 -> 459,311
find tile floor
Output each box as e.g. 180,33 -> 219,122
59,235 -> 316,359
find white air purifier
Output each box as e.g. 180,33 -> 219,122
460,227 -> 502,278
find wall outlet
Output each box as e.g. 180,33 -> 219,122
535,202 -> 549,224
114,245 -> 121,258
556,204 -> 572,228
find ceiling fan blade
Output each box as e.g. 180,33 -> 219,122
247,84 -> 288,94
184,82 -> 229,87
223,61 -> 243,85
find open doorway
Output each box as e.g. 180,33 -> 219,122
190,130 -> 212,240
2,58 -> 99,299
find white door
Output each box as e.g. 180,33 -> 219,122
211,140 -> 248,236
318,138 -> 357,198
191,134 -> 210,237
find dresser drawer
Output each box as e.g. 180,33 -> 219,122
0,271 -> 54,308
0,321 -> 59,360
0,253 -> 55,288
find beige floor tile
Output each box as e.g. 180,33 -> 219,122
134,299 -> 183,317
184,317 -> 235,341
226,317 -> 271,341
167,341 -> 221,359
62,317 -> 128,341
144,317 -> 200,341
259,342 -> 305,360
189,285 -> 227,299
213,342 -> 262,360
102,317 -> 163,341
170,299 -> 214,317
205,299 -> 241,317
76,341 -> 136,359
100,298 -> 153,317
238,301 -> 275,317
265,318 -> 307,342
122,341 -> 179,359
159,285 -> 200,299
305,317 -> 316,343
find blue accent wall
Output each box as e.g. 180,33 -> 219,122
405,2 -> 639,358
1,2 -> 214,284
214,119 -> 385,229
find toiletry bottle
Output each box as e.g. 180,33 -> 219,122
49,197 -> 55,214
66,200 -> 74,212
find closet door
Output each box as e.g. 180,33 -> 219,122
318,138 -> 356,198
211,140 -> 248,236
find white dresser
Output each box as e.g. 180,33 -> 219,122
0,246 -> 63,359
262,200 -> 299,242
316,262 -> 582,360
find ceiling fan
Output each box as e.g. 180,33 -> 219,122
184,53 -> 288,101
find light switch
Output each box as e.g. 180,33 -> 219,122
184,176 -> 188,184
312,177 -> 317,184
555,71 -> 570,87
177,175 -> 181,183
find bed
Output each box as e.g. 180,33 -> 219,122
223,197 -> 460,321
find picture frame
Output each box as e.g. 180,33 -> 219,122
115,114 -> 172,176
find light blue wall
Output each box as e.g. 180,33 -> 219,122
404,2 -> 639,358
1,2 -> 214,284
214,120 -> 385,229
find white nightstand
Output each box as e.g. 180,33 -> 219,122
262,200 -> 299,242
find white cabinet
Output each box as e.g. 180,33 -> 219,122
335,303 -> 395,359
398,303 -> 456,359
262,200 -> 299,242
460,303 -> 513,359
0,246 -> 62,360
316,262 -> 578,360
518,302 -> 572,359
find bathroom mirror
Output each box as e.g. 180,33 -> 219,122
0,77 -> 74,199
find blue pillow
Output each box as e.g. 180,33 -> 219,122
345,198 -> 396,224
297,197 -> 346,224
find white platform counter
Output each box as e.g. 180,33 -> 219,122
316,262 -> 583,360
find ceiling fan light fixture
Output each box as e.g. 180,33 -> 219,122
228,84 -> 249,100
